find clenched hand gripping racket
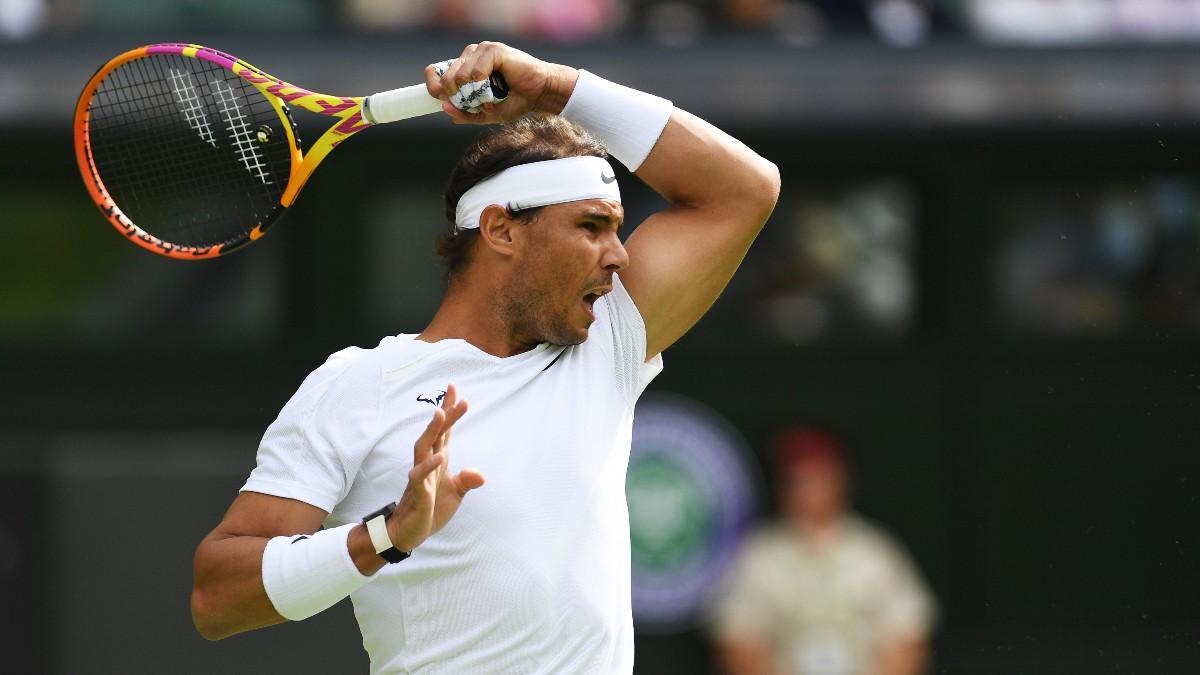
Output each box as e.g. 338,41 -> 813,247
74,43 -> 506,259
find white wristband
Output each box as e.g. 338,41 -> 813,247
560,70 -> 673,172
260,523 -> 371,621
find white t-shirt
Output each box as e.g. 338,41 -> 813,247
242,274 -> 662,674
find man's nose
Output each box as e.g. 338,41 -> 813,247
603,236 -> 629,272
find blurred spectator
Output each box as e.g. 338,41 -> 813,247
720,0 -> 828,46
342,0 -> 439,31
753,181 -> 915,344
965,0 -> 1112,44
345,0 -> 623,43
711,428 -> 936,675
0,0 -> 44,39
14,0 -> 1200,45
641,1 -> 712,46
865,0 -> 929,45
966,0 -> 1200,44
994,177 -> 1200,337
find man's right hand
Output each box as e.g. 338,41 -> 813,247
424,41 -> 578,125
388,383 -> 486,552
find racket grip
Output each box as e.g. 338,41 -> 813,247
364,72 -> 510,125
363,84 -> 444,125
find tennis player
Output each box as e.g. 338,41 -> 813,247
191,41 -> 779,673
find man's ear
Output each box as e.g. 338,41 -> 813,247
478,204 -> 516,257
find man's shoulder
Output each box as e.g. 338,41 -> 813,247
301,335 -> 415,393
316,338 -> 385,375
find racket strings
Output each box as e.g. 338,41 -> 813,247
105,55 -> 285,229
85,52 -> 292,249
91,57 -> 248,235
91,59 -> 276,246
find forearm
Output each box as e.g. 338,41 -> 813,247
191,524 -> 384,640
553,68 -> 778,218
637,109 -> 780,221
191,533 -> 284,640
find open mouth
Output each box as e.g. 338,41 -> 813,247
581,288 -> 609,321
579,284 -> 612,322
581,293 -> 599,320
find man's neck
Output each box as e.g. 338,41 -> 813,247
419,276 -> 539,358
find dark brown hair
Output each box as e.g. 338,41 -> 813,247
437,114 -> 608,279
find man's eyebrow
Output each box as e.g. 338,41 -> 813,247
578,211 -> 625,228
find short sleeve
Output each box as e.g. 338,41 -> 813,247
241,347 -> 381,513
601,273 -> 663,405
709,532 -> 778,641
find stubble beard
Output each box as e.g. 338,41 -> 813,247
498,281 -> 587,348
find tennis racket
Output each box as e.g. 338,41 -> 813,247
74,43 -> 507,259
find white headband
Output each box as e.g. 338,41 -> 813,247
454,155 -> 621,231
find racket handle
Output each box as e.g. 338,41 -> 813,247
363,84 -> 444,125
363,73 -> 510,125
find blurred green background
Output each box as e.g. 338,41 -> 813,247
2,0 -> 1200,673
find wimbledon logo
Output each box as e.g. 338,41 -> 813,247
627,394 -> 761,631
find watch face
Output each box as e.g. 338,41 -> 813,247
363,501 -> 397,523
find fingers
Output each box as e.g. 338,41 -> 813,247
430,42 -> 510,124
414,383 -> 472,489
442,385 -> 468,427
440,43 -> 479,100
424,63 -> 446,100
408,451 -> 444,484
444,42 -> 502,99
413,406 -> 446,462
432,384 -> 468,457
451,469 -> 486,498
413,384 -> 469,462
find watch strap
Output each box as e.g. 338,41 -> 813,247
362,503 -> 410,564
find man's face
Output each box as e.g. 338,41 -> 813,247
783,458 -> 848,528
503,198 -> 628,346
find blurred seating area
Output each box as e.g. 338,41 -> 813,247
10,0 -> 1200,46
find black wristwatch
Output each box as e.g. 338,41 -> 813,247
361,502 -> 410,564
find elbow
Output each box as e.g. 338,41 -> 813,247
191,542 -> 237,641
757,158 -> 781,211
190,586 -> 219,638
191,587 -> 227,641
759,157 -> 781,197
744,158 -> 781,228
191,543 -> 225,641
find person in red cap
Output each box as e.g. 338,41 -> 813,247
711,428 -> 937,675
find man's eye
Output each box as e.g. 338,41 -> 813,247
580,222 -> 599,233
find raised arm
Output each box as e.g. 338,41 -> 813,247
427,42 -> 780,358
619,110 -> 780,357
